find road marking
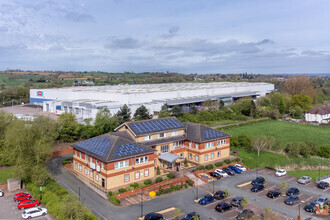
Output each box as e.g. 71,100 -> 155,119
268,185 -> 276,190
204,201 -> 218,207
287,177 -> 295,181
305,196 -> 313,202
91,208 -> 108,220
237,181 -> 251,187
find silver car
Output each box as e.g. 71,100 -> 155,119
316,196 -> 328,206
298,176 -> 312,184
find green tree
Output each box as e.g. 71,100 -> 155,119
280,180 -> 287,195
171,105 -> 183,117
240,196 -> 249,208
291,94 -> 312,111
232,99 -> 252,116
218,100 -> 225,110
134,105 -> 152,120
94,108 -> 119,135
190,105 -> 198,114
268,92 -> 286,114
57,113 -> 80,142
173,208 -> 181,220
290,106 -> 303,119
250,100 -> 256,118
61,194 -> 87,219
158,110 -> 171,118
116,104 -> 131,124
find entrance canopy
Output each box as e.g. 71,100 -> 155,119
158,153 -> 184,163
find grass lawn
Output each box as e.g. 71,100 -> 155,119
287,170 -> 330,182
237,149 -> 330,170
223,120 -> 330,147
0,167 -> 16,184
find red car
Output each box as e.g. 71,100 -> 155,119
17,199 -> 40,210
14,193 -> 32,202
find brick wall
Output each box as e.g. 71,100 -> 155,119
0,183 -> 7,189
52,148 -> 73,157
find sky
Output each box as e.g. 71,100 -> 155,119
0,0 -> 329,74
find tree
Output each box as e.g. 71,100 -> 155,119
134,105 -> 152,121
171,105 -> 183,117
232,99 -> 252,116
282,75 -> 316,99
268,92 -> 286,114
240,196 -> 249,209
158,110 -> 171,118
190,105 -> 198,114
57,113 -> 80,142
263,207 -> 282,220
202,99 -> 219,110
94,108 -> 119,135
290,106 -> 303,119
250,100 -> 256,118
173,208 -> 181,220
252,136 -> 274,156
280,180 -> 287,195
291,94 -> 312,112
116,104 -> 131,124
218,100 -> 225,110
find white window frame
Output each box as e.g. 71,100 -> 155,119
211,153 -> 214,159
79,165 -> 82,172
115,160 -> 129,169
75,162 -> 78,169
195,155 -> 199,161
218,152 -> 221,157
144,169 -> 149,177
161,145 -> 169,154
195,144 -> 199,149
204,155 -> 208,161
173,141 -> 182,147
205,142 -> 214,149
90,170 -> 93,178
75,150 -> 77,156
172,131 -> 178,136
85,168 -> 87,175
85,153 -> 88,161
90,156 -> 92,163
189,153 -> 192,159
101,162 -> 104,170
95,173 -> 99,181
159,133 -> 166,138
135,172 -> 140,179
79,152 -> 82,158
144,135 -> 152,141
189,142 -> 192,147
124,174 -> 129,182
136,156 -> 149,164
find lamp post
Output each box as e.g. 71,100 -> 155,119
140,191 -> 143,218
318,163 -> 321,181
212,179 -> 215,195
297,202 -> 301,220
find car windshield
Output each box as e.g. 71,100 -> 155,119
278,170 -> 284,173
318,198 -> 324,202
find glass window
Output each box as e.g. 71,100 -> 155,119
161,145 -> 169,153
135,158 -> 139,164
223,140 -> 226,145
115,163 -> 119,169
189,142 -> 192,147
196,144 -> 199,149
124,174 -> 129,182
79,152 -> 82,158
189,154 -> 192,159
145,156 -> 148,162
120,161 -> 124,167
102,162 -> 104,169
159,133 -> 166,138
144,169 -> 149,177
75,150 -> 77,156
180,153 -> 183,157
196,155 -> 199,161
96,160 -> 98,165
218,152 -> 221,157
79,165 -> 82,172
115,160 -> 129,169
96,174 -> 99,181
75,162 -> 78,169
140,157 -> 144,163
211,153 -> 214,159
204,155 -> 208,161
90,170 -> 93,178
144,135 -> 152,141
125,161 -> 129,167
85,154 -> 88,161
90,156 -> 92,163
85,168 -> 87,175
135,172 -> 140,179
172,131 -> 178,136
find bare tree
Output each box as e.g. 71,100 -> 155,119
252,136 -> 274,156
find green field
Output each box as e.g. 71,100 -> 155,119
223,120 -> 330,147
287,170 -> 330,182
0,167 -> 16,184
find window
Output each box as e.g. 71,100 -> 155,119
173,141 -> 182,147
75,162 -> 78,169
195,144 -> 199,149
189,142 -> 192,147
85,153 -> 88,161
90,156 -> 92,163
204,155 -> 208,161
96,174 -> 99,181
144,169 -> 149,177
79,152 -> 82,158
161,145 -> 169,153
159,133 -> 166,138
145,156 -> 148,162
223,140 -> 226,145
144,135 -> 152,141
180,153 -> 183,157
115,160 -> 129,169
205,142 -> 214,149
85,168 -> 87,175
218,140 -> 227,145
101,162 -> 104,170
124,174 -> 129,182
195,155 -> 199,161
79,165 -> 82,172
90,170 -> 93,178
218,152 -> 221,157
135,172 -> 140,179
75,150 -> 77,156
96,160 -> 98,165
189,154 -> 192,159
211,153 -> 214,159
172,131 -> 178,136
136,156 -> 148,164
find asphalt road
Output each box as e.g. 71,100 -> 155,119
48,155 -> 328,220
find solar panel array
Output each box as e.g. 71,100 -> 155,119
203,129 -> 226,140
76,137 -> 111,157
113,143 -> 149,158
129,118 -> 183,134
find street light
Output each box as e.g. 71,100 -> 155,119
297,202 -> 301,220
140,191 -> 143,218
318,163 -> 322,181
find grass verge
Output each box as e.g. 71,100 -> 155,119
287,170 -> 330,182
0,167 -> 16,184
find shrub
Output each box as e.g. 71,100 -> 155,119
156,166 -> 161,175
108,191 -> 113,197
224,159 -> 231,164
161,188 -> 172,194
181,183 -> 188,189
155,177 -> 163,183
284,142 -> 301,157
318,145 -> 330,158
205,164 -> 214,170
197,165 -> 205,170
186,179 -> 194,187
109,195 -> 120,205
61,158 -> 73,165
118,188 -> 127,194
215,162 -> 224,167
167,172 -> 176,179
144,179 -> 152,185
130,183 -> 139,189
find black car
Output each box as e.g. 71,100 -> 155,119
251,184 -> 264,192
209,172 -> 221,179
144,213 -> 164,220
304,201 -> 317,213
223,167 -> 235,175
236,209 -> 255,220
231,196 -> 243,207
182,212 -> 200,220
317,181 -> 330,189
284,195 -> 300,205
251,176 -> 265,185
267,190 -> 281,199
214,190 -> 226,200
286,187 -> 299,196
215,202 -> 232,212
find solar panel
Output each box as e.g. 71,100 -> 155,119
203,129 -> 225,140
129,118 -> 184,134
113,143 -> 149,158
76,137 -> 111,157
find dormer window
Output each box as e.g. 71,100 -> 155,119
159,133 -> 166,138
144,135 -> 152,141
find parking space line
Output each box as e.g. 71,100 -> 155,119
204,201 -> 217,207
287,177 -> 295,181
305,196 -> 313,202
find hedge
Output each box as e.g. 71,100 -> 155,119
224,159 -> 231,164
205,164 -> 214,170
196,165 -> 205,170
144,179 -> 152,185
155,177 -> 163,183
167,172 -> 176,179
215,162 -> 224,167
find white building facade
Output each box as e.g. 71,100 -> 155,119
305,104 -> 330,124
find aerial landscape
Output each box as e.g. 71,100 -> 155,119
0,1 -> 330,220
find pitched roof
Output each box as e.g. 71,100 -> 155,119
141,134 -> 186,147
308,104 -> 330,115
184,122 -> 231,142
73,131 -> 155,163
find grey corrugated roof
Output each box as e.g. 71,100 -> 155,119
158,153 -> 183,163
184,122 -> 231,142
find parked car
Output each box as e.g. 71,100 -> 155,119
215,202 -> 232,212
275,169 -> 287,177
231,196 -> 243,207
198,194 -> 214,205
223,167 -> 235,175
234,164 -> 247,172
251,184 -> 264,192
14,193 -> 32,202
267,190 -> 281,199
22,207 -> 47,219
284,195 -> 300,205
316,196 -> 328,206
144,212 -> 164,220
298,176 -> 312,185
286,187 -> 299,196
214,169 -> 228,177
214,190 -> 226,200
228,165 -> 242,174
251,176 -> 265,185
182,212 -> 200,220
0,189 -> 3,197
209,172 -> 221,179
304,201 -> 317,213
317,181 -> 330,189
17,199 -> 41,210
236,209 -> 255,220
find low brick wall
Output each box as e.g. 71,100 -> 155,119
0,183 -> 7,189
52,148 -> 73,157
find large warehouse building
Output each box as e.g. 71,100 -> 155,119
30,82 -> 274,122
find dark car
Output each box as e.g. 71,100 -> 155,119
198,194 -> 214,205
228,165 -> 242,174
144,212 -> 164,220
236,209 -> 255,220
251,177 -> 265,185
317,181 -> 330,189
214,190 -> 226,200
231,196 -> 243,207
251,184 -> 264,192
209,172 -> 221,179
267,190 -> 281,199
304,201 -> 317,213
223,167 -> 235,175
284,195 -> 300,205
286,187 -> 299,196
215,202 -> 232,213
181,212 -> 200,220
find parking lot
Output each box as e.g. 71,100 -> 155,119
0,189 -> 50,220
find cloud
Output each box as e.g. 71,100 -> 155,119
65,12 -> 95,23
161,26 -> 180,38
104,37 -> 142,49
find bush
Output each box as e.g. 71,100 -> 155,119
186,179 -> 194,187
61,158 -> 73,165
215,162 -> 224,167
284,142 -> 301,157
155,177 -> 163,183
224,159 -> 231,164
161,188 -> 172,194
196,165 -> 205,170
181,183 -> 188,188
109,195 -> 120,205
167,172 -> 176,179
130,183 -> 139,189
108,191 -> 113,197
205,164 -> 214,170
118,188 -> 127,194
156,166 -> 161,175
318,145 -> 330,158
144,179 -> 152,185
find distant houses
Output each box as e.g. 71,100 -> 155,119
305,103 -> 330,124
